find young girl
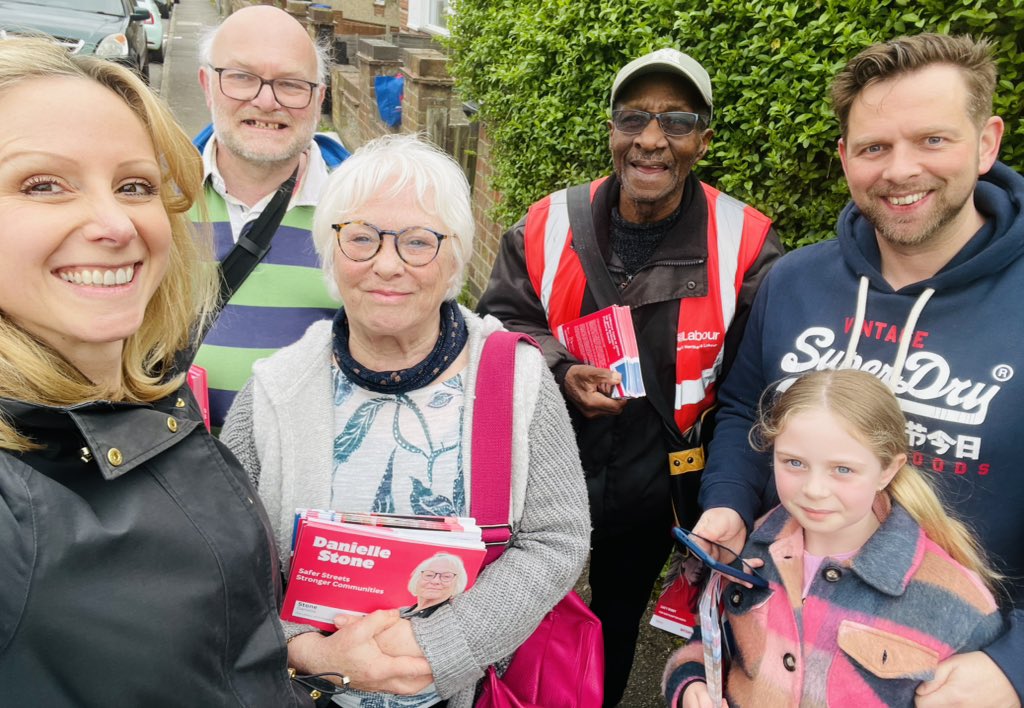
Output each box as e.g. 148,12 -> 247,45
663,369 -> 1004,708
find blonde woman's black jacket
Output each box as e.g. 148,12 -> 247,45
0,387 -> 299,706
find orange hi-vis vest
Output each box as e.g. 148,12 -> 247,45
523,177 -> 772,435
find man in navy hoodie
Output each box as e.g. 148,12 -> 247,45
694,33 -> 1023,706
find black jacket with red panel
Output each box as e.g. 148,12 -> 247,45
478,173 -> 782,535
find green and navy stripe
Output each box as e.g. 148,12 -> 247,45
193,189 -> 337,429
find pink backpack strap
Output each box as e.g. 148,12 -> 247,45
470,330 -> 540,566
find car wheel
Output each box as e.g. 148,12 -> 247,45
150,45 -> 164,63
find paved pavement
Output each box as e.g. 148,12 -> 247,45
624,596 -> 681,707
158,0 -> 222,137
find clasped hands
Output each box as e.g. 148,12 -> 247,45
287,610 -> 433,695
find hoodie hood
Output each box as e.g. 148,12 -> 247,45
838,161 -> 1024,294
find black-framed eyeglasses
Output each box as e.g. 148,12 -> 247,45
332,221 -> 450,267
672,527 -> 768,589
611,109 -> 703,137
210,66 -> 318,109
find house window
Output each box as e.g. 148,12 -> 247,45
408,0 -> 449,35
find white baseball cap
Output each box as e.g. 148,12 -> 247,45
610,48 -> 713,120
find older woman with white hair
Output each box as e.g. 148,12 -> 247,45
221,134 -> 590,708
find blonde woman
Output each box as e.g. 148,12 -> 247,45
0,37 -> 299,706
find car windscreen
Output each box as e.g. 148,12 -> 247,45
17,0 -> 126,16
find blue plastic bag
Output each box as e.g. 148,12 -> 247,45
374,74 -> 404,127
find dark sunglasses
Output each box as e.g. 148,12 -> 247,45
611,109 -> 703,137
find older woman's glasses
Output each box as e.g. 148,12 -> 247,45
332,221 -> 449,267
211,67 -> 318,109
421,570 -> 456,583
611,109 -> 702,137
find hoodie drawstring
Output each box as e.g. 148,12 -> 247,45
841,275 -> 935,392
841,277 -> 870,370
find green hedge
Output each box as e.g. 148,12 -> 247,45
447,0 -> 1024,249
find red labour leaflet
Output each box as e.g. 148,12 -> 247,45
556,305 -> 645,398
649,574 -> 701,639
282,512 -> 486,631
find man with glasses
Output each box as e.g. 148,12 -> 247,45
191,5 -> 349,430
477,48 -> 782,705
693,33 -> 1024,707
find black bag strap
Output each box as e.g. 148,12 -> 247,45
169,169 -> 300,378
565,183 -> 691,450
218,167 -> 299,305
566,184 -> 622,308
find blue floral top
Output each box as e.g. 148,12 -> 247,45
330,366 -> 466,517
329,366 -> 465,708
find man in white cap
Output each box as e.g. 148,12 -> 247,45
478,48 -> 783,704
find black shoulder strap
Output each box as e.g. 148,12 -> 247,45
170,169 -> 298,377
565,182 -> 690,449
218,167 -> 299,305
566,183 -> 621,308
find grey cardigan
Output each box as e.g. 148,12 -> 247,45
222,308 -> 590,708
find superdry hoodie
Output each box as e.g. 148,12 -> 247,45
700,160 -> 1024,694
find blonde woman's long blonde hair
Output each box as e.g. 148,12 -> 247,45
0,38 -> 218,451
752,369 -> 1001,591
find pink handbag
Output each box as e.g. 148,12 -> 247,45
470,331 -> 604,708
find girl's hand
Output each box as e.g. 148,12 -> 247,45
744,558 -> 764,569
681,681 -> 730,708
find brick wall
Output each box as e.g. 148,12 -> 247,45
466,126 -> 504,306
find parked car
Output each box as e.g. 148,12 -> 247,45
152,0 -> 175,19
0,0 -> 151,83
137,0 -> 162,62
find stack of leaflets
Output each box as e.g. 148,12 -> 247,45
281,509 -> 486,631
556,304 -> 646,398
